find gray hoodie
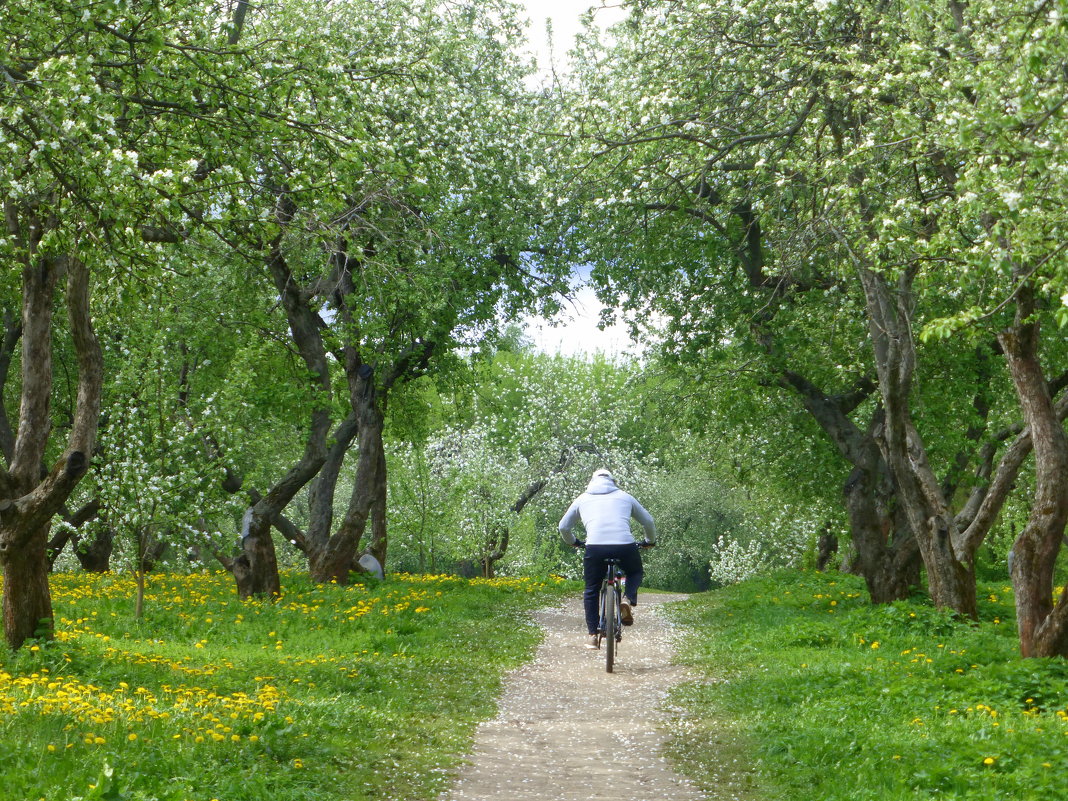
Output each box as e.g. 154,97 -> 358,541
558,474 -> 656,546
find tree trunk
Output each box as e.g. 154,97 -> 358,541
367,467 -> 388,571
480,520 -> 509,580
46,498 -> 102,569
0,253 -> 102,649
815,528 -> 838,572
238,509 -> 282,597
857,264 -> 979,617
999,297 -> 1068,657
0,305 -> 22,463
913,508 -> 978,617
141,537 -> 167,572
75,525 -> 115,572
316,367 -> 387,583
782,370 -> 920,603
304,414 -> 360,584
1,523 -> 53,646
225,234 -> 333,599
843,461 -> 921,602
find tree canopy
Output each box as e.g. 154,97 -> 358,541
2,0 -> 1067,660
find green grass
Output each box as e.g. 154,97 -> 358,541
0,570 -> 570,801
666,570 -> 1068,801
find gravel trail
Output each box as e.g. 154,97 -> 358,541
441,593 -> 712,801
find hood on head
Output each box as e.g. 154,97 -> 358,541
586,470 -> 618,495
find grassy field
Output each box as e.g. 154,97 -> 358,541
0,570 -> 570,801
666,569 -> 1068,801
13,565 -> 1063,801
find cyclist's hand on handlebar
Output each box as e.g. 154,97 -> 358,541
638,540 -> 655,549
572,539 -> 586,549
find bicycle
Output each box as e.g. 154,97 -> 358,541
595,557 -> 626,673
575,541 -> 654,673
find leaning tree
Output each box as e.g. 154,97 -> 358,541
0,0 -> 215,647
0,0 -> 343,643
559,0 -> 1068,631
201,0 -> 570,593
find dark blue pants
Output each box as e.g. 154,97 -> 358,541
583,543 -> 644,635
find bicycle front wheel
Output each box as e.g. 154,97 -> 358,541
604,585 -> 617,673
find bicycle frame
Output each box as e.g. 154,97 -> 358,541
596,558 -> 625,673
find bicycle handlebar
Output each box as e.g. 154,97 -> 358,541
571,539 -> 655,549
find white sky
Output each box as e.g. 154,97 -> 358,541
515,1 -> 635,358
523,286 -> 640,358
517,0 -> 628,85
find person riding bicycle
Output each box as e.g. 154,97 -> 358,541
558,469 -> 656,648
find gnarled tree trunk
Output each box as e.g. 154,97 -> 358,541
226,234 -> 334,599
782,371 -> 921,603
314,365 -> 388,583
857,263 -> 979,617
1,524 -> 53,645
74,525 -> 115,573
304,247 -> 436,584
0,253 -> 102,649
999,288 -> 1068,657
843,458 -> 921,603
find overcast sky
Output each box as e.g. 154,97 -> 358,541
518,1 -> 627,84
515,2 -> 635,358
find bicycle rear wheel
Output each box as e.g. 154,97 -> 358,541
604,584 -> 617,673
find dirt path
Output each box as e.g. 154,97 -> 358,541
441,593 -> 714,801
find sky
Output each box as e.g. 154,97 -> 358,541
517,0 -> 627,85
523,286 -> 640,358
515,1 -> 634,357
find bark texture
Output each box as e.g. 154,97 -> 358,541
302,246 -> 436,583
782,370 -> 921,602
228,234 -> 334,599
732,199 -> 925,604
310,367 -> 387,583
74,525 -> 115,573
857,264 -> 978,617
999,289 -> 1068,657
0,254 -> 102,649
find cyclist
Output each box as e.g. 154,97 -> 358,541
558,469 -> 656,648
